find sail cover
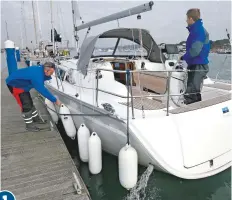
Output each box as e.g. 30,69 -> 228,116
77,28 -> 166,75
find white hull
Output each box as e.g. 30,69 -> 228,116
46,73 -> 232,179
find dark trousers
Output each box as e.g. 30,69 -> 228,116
7,85 -> 33,112
7,84 -> 40,124
184,64 -> 209,104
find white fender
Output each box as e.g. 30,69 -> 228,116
45,98 -> 58,123
59,104 -> 76,139
88,132 -> 102,174
77,124 -> 90,162
119,144 -> 138,189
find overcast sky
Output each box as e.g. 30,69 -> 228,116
1,0 -> 231,49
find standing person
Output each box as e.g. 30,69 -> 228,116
5,62 -> 61,132
180,8 -> 210,104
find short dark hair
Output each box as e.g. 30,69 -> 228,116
187,8 -> 200,21
43,62 -> 55,69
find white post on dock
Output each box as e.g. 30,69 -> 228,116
15,47 -> 21,62
4,40 -> 18,75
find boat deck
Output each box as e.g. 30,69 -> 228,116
118,83 -> 231,113
169,93 -> 231,114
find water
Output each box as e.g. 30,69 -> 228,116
125,165 -> 156,200
207,53 -> 231,82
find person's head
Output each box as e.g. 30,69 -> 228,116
186,8 -> 201,26
43,62 -> 55,76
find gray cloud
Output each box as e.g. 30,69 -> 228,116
1,1 -> 231,49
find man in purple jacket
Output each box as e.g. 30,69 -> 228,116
180,8 -> 210,104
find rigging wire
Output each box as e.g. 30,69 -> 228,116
58,2 -> 68,40
130,14 -> 145,118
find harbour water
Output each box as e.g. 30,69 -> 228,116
1,53 -> 231,200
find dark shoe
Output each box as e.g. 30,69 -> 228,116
196,93 -> 202,101
33,115 -> 47,124
26,123 -> 40,132
184,99 -> 190,105
184,99 -> 201,105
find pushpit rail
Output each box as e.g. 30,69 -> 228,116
95,68 -> 187,117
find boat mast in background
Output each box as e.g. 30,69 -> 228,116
5,21 -> 9,40
71,0 -> 84,56
20,21 -> 24,49
36,0 -> 42,42
21,1 -> 28,48
32,1 -> 38,47
50,0 -> 55,55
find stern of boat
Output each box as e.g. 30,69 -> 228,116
129,96 -> 232,179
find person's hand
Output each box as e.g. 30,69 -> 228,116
55,99 -> 61,106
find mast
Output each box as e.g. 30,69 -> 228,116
71,0 -> 84,55
20,2 -> 24,49
22,1 -> 28,48
20,22 -> 24,49
50,0 -> 55,55
32,1 -> 38,47
36,0 -> 42,42
71,1 -> 78,53
75,1 -> 154,31
5,21 -> 9,40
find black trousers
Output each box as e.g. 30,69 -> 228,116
184,64 -> 209,104
7,85 -> 34,113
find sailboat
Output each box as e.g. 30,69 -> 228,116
44,1 -> 231,179
23,0 -> 71,66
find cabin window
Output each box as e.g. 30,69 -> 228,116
92,38 -> 148,57
114,39 -> 148,56
92,38 -> 118,56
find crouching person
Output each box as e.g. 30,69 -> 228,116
5,62 -> 61,131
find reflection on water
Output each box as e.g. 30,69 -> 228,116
125,165 -> 156,200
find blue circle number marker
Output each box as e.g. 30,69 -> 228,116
0,191 -> 16,200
